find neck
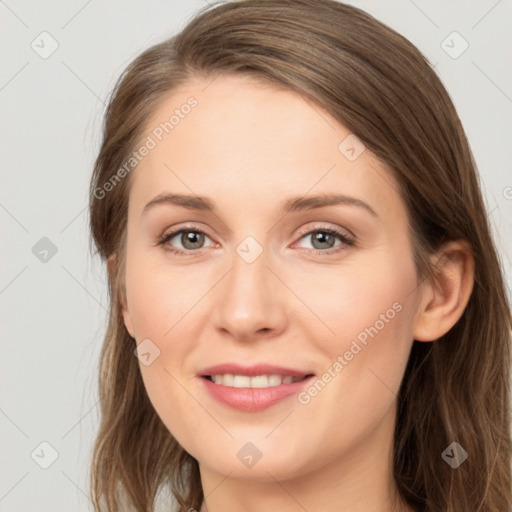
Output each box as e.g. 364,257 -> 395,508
197,402 -> 414,512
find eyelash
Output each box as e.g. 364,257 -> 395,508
156,224 -> 356,257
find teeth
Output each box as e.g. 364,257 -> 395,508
208,374 -> 304,388
233,375 -> 251,388
251,375 -> 270,388
268,375 -> 282,386
223,374 -> 234,386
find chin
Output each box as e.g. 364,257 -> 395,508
190,436 -> 316,482
200,456 -> 310,482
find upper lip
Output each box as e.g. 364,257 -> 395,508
199,363 -> 314,378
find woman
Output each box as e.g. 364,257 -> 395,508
88,1 -> 512,511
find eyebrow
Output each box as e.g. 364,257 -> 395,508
142,192 -> 378,217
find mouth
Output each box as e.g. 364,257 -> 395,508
198,364 -> 315,411
202,374 -> 312,388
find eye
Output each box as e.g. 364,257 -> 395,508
157,225 -> 355,256
294,226 -> 355,254
157,227 -> 215,256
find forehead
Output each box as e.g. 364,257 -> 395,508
128,74 -> 405,222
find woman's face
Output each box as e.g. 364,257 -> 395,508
121,74 -> 422,482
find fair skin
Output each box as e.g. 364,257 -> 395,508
115,74 -> 474,512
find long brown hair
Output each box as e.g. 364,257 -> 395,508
88,1 -> 512,510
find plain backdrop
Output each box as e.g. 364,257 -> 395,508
1,1 -> 511,510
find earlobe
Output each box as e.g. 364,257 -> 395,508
413,240 -> 474,342
107,254 -> 136,339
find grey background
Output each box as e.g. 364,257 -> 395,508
1,1 -> 511,510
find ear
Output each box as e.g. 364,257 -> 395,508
107,253 -> 135,339
413,240 -> 475,342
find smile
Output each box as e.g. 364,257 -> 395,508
204,374 -> 307,388
198,364 -> 315,412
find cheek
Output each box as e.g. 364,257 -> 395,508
295,255 -> 417,437
290,251 -> 416,354
124,250 -> 202,339
293,243 -> 415,373
311,298 -> 413,458
123,251 -> 214,422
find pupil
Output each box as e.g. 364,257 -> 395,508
183,231 -> 204,249
313,231 -> 334,249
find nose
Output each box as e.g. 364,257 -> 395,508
213,246 -> 288,342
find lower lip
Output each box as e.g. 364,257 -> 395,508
200,376 -> 314,412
